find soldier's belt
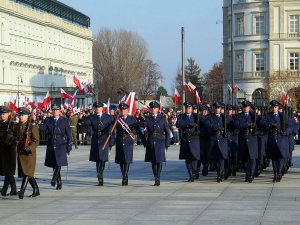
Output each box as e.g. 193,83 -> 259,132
70,126 -> 76,128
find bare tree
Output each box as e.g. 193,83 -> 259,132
142,59 -> 163,97
93,28 -> 148,102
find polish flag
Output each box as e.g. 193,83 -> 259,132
9,96 -> 18,113
119,95 -> 126,103
73,73 -> 84,92
60,88 -> 73,100
173,88 -> 179,103
88,83 -> 93,93
106,98 -> 110,115
232,85 -> 240,94
183,81 -> 196,93
196,90 -> 202,105
281,87 -> 287,106
159,96 -> 164,112
125,92 -> 136,116
39,91 -> 51,110
26,102 -> 37,109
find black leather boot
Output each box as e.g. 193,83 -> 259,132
9,175 -> 17,196
28,177 -> 40,197
154,163 -> 162,186
97,161 -> 105,186
122,164 -> 129,186
56,174 -> 62,190
1,176 -> 10,196
202,165 -> 208,176
18,176 -> 29,199
188,170 -> 195,182
51,166 -> 61,187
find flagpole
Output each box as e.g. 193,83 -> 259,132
230,0 -> 235,105
181,27 -> 186,112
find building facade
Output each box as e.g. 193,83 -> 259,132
223,0 -> 300,107
0,0 -> 93,107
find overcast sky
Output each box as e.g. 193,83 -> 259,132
60,0 -> 224,94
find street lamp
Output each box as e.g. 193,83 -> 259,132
17,74 -> 24,108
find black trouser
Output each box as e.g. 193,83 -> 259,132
52,166 -> 61,182
120,164 -> 130,179
96,161 -> 106,178
151,163 -> 162,179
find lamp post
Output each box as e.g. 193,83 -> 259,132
181,27 -> 185,112
17,74 -> 23,108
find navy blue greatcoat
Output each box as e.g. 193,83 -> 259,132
144,114 -> 171,163
203,114 -> 229,160
259,112 -> 289,159
110,115 -> 145,164
176,113 -> 201,161
84,113 -> 112,162
40,116 -> 73,167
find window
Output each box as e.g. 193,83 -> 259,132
290,53 -> 299,71
255,16 -> 265,35
236,15 -> 244,36
236,53 -> 244,72
290,15 -> 299,33
255,53 -> 265,72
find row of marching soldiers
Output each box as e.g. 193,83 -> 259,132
177,100 -> 299,183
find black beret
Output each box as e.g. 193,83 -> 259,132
18,107 -> 30,115
0,106 -> 10,114
149,101 -> 160,108
183,102 -> 193,108
270,100 -> 281,107
51,104 -> 60,110
119,102 -> 129,110
93,101 -> 104,108
241,100 -> 252,107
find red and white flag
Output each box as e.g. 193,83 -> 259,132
60,88 -> 73,100
173,88 -> 179,103
88,83 -> 93,93
106,98 -> 110,115
73,73 -> 84,92
232,85 -> 240,94
38,91 -> 51,110
26,102 -> 37,109
196,90 -> 202,105
281,87 -> 287,106
125,92 -> 136,116
9,96 -> 18,113
183,81 -> 196,93
159,96 -> 164,112
119,95 -> 127,103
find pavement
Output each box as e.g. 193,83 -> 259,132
0,145 -> 300,225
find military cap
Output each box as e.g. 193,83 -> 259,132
270,100 -> 281,107
227,104 -> 235,110
220,102 -> 226,109
213,102 -> 223,108
201,104 -> 209,110
93,101 -> 104,108
0,106 -> 10,114
241,100 -> 252,107
18,107 -> 30,115
183,102 -> 193,108
119,102 -> 129,110
51,104 -> 60,110
192,103 -> 198,109
149,101 -> 160,108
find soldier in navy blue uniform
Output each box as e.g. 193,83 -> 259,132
83,102 -> 112,186
259,100 -> 289,182
144,101 -> 171,186
40,104 -> 73,190
203,102 -> 230,182
234,101 -> 258,183
199,104 -> 210,177
256,107 -> 268,176
176,102 -> 201,182
110,103 -> 145,186
226,104 -> 238,177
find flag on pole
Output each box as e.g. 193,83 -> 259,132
281,87 -> 287,106
9,96 -> 18,112
227,84 -> 232,93
173,88 -> 179,103
183,81 -> 196,93
60,88 -> 73,100
232,85 -> 240,94
73,73 -> 84,92
125,92 -> 136,116
106,98 -> 110,115
196,90 -> 201,105
119,94 -> 127,103
38,91 -> 51,110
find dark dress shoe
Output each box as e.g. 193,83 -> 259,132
51,180 -> 56,187
232,169 -> 237,176
195,173 -> 199,180
154,178 -> 160,186
202,167 -> 208,176
98,178 -> 103,186
276,174 -> 282,182
248,174 -> 254,183
272,175 -> 277,182
122,178 -> 128,186
187,177 -> 195,182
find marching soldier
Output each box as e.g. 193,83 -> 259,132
110,103 -> 145,186
259,100 -> 289,182
234,101 -> 258,183
67,108 -> 79,149
14,107 -> 40,199
0,106 -> 17,196
256,107 -> 268,176
83,102 -> 112,186
203,102 -> 230,182
40,104 -> 73,190
144,101 -> 171,186
227,104 -> 238,177
199,104 -> 210,177
176,102 -> 201,182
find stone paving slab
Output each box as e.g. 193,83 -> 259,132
0,144 -> 300,225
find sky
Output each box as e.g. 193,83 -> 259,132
60,0 -> 224,94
